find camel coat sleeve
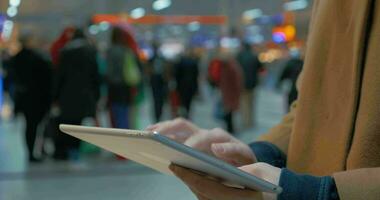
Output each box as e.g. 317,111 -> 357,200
334,168 -> 380,200
257,71 -> 303,155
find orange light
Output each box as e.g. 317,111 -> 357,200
272,25 -> 296,42
272,26 -> 284,34
93,14 -> 124,24
284,25 -> 296,41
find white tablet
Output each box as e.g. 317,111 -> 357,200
59,124 -> 282,194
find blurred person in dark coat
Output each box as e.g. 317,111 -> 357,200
236,42 -> 262,128
278,50 -> 303,111
174,49 -> 199,119
148,43 -> 169,122
53,28 -> 100,161
8,34 -> 52,162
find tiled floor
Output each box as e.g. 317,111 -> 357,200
0,86 -> 285,200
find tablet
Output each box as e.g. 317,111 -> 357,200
59,124 -> 282,194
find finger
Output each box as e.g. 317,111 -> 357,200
155,118 -> 198,137
239,163 -> 262,175
184,128 -> 232,150
238,162 -> 279,184
184,130 -> 211,149
166,132 -> 193,143
145,120 -> 174,131
146,119 -> 194,143
145,120 -> 169,131
211,143 -> 255,166
170,165 -> 261,200
145,123 -> 162,131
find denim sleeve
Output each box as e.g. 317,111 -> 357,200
249,141 -> 287,168
249,142 -> 339,199
278,169 -> 340,200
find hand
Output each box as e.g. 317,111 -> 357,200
170,163 -> 281,200
146,118 -> 201,143
185,128 -> 256,166
147,118 -> 256,166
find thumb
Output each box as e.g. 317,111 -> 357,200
211,143 -> 255,166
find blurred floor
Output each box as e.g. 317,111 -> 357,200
0,87 -> 285,200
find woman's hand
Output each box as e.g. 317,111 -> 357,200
147,118 -> 256,166
170,162 -> 281,200
146,118 -> 201,143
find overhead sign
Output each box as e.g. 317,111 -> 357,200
93,14 -> 227,25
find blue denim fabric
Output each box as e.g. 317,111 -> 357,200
249,141 -> 339,200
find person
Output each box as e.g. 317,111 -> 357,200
148,42 -> 169,122
219,51 -> 243,134
147,0 -> 380,199
53,28 -> 100,161
106,26 -> 141,130
174,48 -> 199,119
236,42 -> 262,128
8,34 -> 52,162
278,49 -> 303,111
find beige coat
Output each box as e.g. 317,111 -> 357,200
260,0 -> 380,199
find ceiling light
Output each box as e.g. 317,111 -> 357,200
188,21 -> 200,32
220,37 -> 240,49
89,25 -> 99,35
1,20 -> 14,40
99,21 -> 110,31
284,0 -> 308,11
9,0 -> 21,7
153,0 -> 172,11
130,7 -> 146,19
243,9 -> 263,20
7,6 -> 17,18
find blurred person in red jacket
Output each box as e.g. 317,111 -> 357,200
218,50 -> 243,134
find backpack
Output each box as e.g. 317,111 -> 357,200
123,49 -> 141,86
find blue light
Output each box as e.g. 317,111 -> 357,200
272,32 -> 286,43
0,14 -> 6,33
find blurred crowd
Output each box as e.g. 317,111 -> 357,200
0,25 -> 302,164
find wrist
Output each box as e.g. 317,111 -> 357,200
249,142 -> 287,168
278,168 -> 339,200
